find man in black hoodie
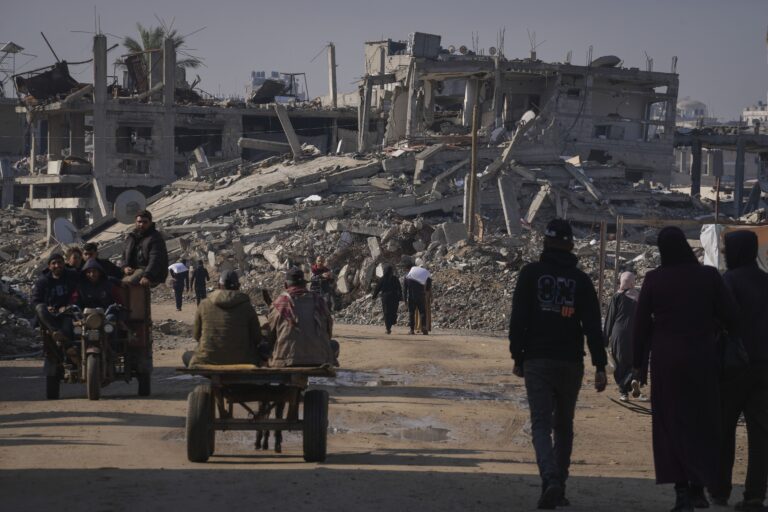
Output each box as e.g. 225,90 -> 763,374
509,218 -> 607,509
122,210 -> 168,287
32,253 -> 79,341
709,230 -> 768,512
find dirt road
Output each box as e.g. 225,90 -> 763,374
0,299 -> 748,511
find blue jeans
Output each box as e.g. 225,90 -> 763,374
524,359 -> 584,487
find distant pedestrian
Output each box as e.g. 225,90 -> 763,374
168,259 -> 190,311
604,271 -> 642,401
708,230 -> 768,511
403,263 -> 431,335
632,226 -> 739,511
372,263 -> 402,334
191,260 -> 209,305
509,218 -> 607,509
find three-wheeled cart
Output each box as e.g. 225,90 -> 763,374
177,364 -> 335,463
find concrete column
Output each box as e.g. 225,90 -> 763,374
0,159 -> 14,208
92,34 -> 108,180
690,140 -> 702,197
29,118 -> 37,174
404,60 -> 419,139
330,118 -> 338,153
463,79 -> 479,126
734,137 -> 745,217
498,174 -> 522,235
274,103 -> 302,159
47,113 -> 66,161
423,80 -> 435,128
758,152 -> 768,190
358,77 -> 373,152
493,56 -> 503,128
328,43 -> 337,109
69,112 -> 86,157
161,37 -> 176,180
149,49 -> 163,103
221,115 -> 243,160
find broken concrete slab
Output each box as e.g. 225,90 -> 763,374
498,174 -> 522,235
441,222 -> 467,245
325,161 -> 381,185
273,104 -> 303,159
367,237 -> 382,259
163,222 -> 231,234
325,219 -> 386,237
382,153 -> 416,174
337,264 -> 351,294
238,137 -> 292,154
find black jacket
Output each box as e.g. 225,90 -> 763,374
373,266 -> 402,301
723,231 -> 768,363
508,248 -> 607,370
74,277 -> 119,309
191,266 -> 209,291
32,269 -> 79,308
84,257 -> 122,280
122,224 -> 168,284
403,276 -> 431,304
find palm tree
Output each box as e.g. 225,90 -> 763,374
123,23 -> 201,69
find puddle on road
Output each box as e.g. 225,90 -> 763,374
398,426 -> 450,442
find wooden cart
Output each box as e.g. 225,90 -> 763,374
176,364 -> 335,463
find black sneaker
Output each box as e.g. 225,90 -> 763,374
690,486 -> 710,508
538,482 -> 563,510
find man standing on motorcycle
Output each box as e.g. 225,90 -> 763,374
122,210 -> 168,287
32,253 -> 79,342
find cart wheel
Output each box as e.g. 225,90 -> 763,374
137,373 -> 151,397
86,354 -> 101,401
46,376 -> 60,400
302,389 -> 328,462
186,383 -> 214,462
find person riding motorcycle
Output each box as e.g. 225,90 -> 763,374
32,253 -> 79,343
71,259 -> 123,309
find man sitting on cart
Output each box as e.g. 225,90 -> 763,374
32,253 -> 80,343
268,267 -> 338,368
185,270 -> 262,367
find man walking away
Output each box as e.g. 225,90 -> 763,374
168,259 -> 190,311
404,264 -> 431,335
191,260 -> 209,305
509,218 -> 607,509
709,230 -> 768,512
604,271 -> 642,401
372,263 -> 402,334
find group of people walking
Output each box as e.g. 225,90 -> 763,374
372,260 -> 433,335
509,218 -> 768,511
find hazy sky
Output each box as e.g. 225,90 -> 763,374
1,0 -> 766,119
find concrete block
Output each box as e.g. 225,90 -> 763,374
359,257 -> 376,289
337,264 -> 351,294
412,240 -> 426,252
262,248 -> 284,270
442,222 -> 467,245
431,226 -> 447,244
367,236 -> 382,259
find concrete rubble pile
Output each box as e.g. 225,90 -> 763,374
1,136 -> 714,338
0,279 -> 38,357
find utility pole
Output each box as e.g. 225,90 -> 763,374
328,42 -> 337,108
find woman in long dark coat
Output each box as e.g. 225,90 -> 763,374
604,271 -> 640,400
372,264 -> 402,334
632,227 -> 739,511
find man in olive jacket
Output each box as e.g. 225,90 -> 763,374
188,270 -> 261,366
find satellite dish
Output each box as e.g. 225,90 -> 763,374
459,45 -> 468,55
53,217 -> 80,245
447,45 -> 456,54
489,46 -> 497,56
113,190 -> 147,224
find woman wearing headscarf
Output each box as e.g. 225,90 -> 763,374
632,227 -> 740,511
372,263 -> 402,334
604,271 -> 641,401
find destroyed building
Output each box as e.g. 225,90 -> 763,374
356,33 -> 679,184
12,35 -> 356,241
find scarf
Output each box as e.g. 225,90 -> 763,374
272,285 -> 326,324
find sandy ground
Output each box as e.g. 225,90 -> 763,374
0,297 -> 749,512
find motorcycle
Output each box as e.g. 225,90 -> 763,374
42,303 -> 151,400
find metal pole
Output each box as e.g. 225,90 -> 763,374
598,221 -> 607,309
613,215 -> 623,293
467,102 -> 479,240
714,176 -> 721,224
